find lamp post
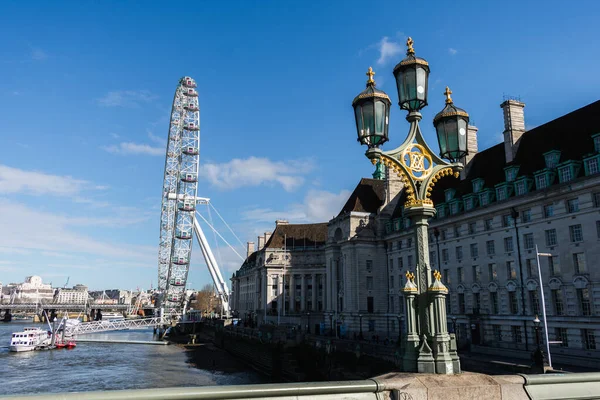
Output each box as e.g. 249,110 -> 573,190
536,247 -> 553,369
307,312 -> 311,334
532,315 -> 546,372
352,37 -> 467,374
397,315 -> 404,347
511,208 -> 529,352
451,316 -> 458,344
329,313 -> 334,337
359,314 -> 363,340
433,228 -> 442,266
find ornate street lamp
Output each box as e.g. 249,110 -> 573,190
433,87 -> 470,162
352,67 -> 391,148
351,37 -> 468,375
393,37 -> 430,112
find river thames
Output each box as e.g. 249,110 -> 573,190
0,322 -> 264,396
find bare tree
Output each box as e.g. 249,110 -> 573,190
192,284 -> 215,315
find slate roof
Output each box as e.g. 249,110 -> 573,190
338,178 -> 386,216
264,223 -> 328,249
430,100 -> 600,203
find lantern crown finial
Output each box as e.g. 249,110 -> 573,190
444,86 -> 453,104
366,67 -> 375,86
406,37 -> 415,55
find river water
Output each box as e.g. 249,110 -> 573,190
0,322 -> 263,396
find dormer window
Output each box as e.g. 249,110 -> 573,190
584,155 -> 599,176
557,161 -> 581,183
463,194 -> 477,211
544,150 -> 561,169
472,178 -> 484,193
436,204 -> 447,219
449,201 -> 461,215
515,181 -> 526,196
514,177 -> 533,196
504,166 -> 520,182
593,133 -> 600,153
445,188 -> 456,202
535,174 -> 548,190
558,165 -> 571,182
480,193 -> 489,206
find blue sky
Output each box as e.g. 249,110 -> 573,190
0,0 -> 599,290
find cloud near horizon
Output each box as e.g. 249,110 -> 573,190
200,156 -> 315,192
242,188 -> 351,224
102,142 -> 164,156
97,90 -> 158,108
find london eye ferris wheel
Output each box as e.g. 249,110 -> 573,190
157,77 -> 232,317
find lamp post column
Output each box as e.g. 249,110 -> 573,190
401,275 -> 419,372
429,271 -> 455,374
404,206 -> 436,373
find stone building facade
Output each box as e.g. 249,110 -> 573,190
231,220 -> 328,328
231,99 -> 600,365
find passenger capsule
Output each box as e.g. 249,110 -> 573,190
169,278 -> 185,286
184,103 -> 199,112
183,88 -> 198,97
176,230 -> 192,240
182,77 -> 196,88
184,122 -> 199,131
183,146 -> 199,155
180,172 -> 197,183
171,256 -> 189,265
178,201 -> 195,212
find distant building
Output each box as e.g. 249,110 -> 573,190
231,219 -> 327,325
89,289 -> 132,305
54,286 -> 89,304
5,276 -> 54,303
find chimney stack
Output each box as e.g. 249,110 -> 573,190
264,231 -> 272,246
275,220 -> 289,226
246,242 -> 255,258
257,235 -> 265,250
381,165 -> 404,215
500,99 -> 526,163
461,124 -> 479,179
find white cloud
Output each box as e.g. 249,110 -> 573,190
242,188 -> 351,223
147,131 -> 165,145
31,48 -> 48,61
97,90 -> 158,108
448,48 -> 458,55
0,198 -> 155,261
102,142 -> 164,156
377,36 -> 403,65
200,157 -> 315,192
0,164 -> 88,196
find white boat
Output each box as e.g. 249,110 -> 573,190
100,312 -> 124,321
9,327 -> 52,352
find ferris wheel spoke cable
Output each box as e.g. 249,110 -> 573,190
206,203 -> 224,271
209,202 -> 246,248
195,212 -> 245,261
